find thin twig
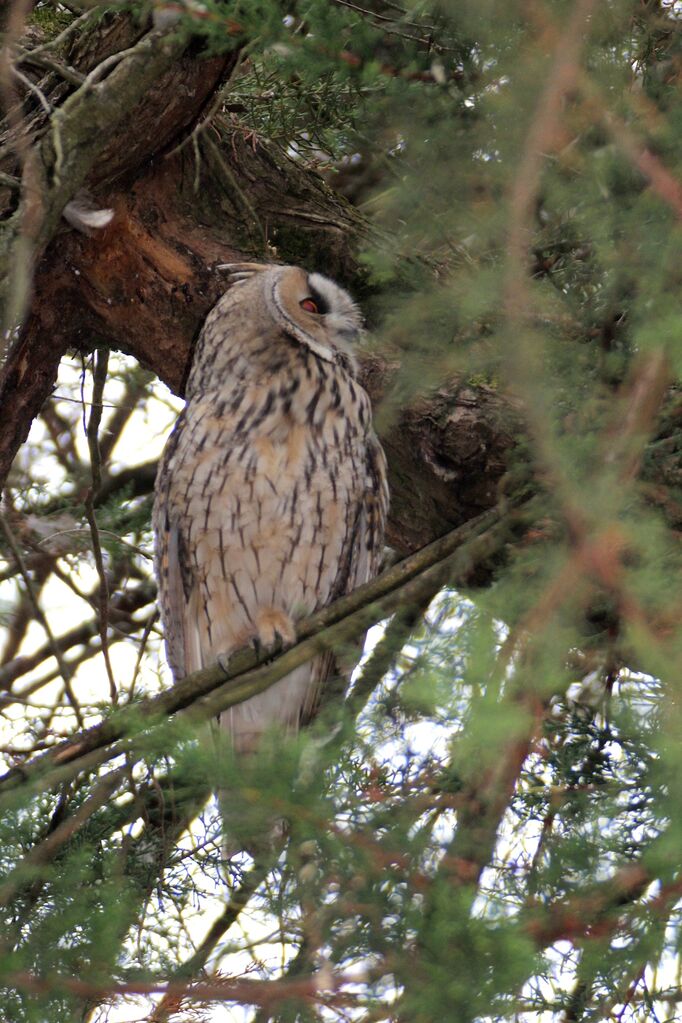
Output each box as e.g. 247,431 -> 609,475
98,367 -> 153,463
0,581 -> 155,693
0,766 -> 127,907
128,609 -> 159,701
37,528 -> 152,560
79,35 -> 160,91
84,348 -> 118,703
330,0 -> 444,50
11,65 -> 53,113
16,49 -> 85,87
0,634 -> 149,716
347,586 -> 437,715
0,558 -> 52,664
0,511 -> 84,726
18,5 -> 96,58
149,856 -> 274,1022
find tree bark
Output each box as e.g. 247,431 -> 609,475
0,14 -> 239,485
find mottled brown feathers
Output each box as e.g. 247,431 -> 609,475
153,263 -> 388,757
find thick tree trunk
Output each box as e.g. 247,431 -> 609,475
0,15 -> 239,484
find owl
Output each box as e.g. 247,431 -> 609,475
153,263 -> 388,761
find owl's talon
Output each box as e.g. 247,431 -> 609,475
250,637 -> 263,658
217,652 -> 231,674
253,607 -> 297,651
250,633 -> 285,666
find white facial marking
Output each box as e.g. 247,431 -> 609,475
307,273 -> 362,340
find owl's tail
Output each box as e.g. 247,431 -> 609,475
217,659 -> 327,860
220,661 -> 319,755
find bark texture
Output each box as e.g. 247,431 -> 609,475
0,14 -> 240,487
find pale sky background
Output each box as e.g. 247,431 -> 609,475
0,353 -> 676,1022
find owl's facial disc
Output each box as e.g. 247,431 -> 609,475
305,273 -> 362,343
268,267 -> 362,366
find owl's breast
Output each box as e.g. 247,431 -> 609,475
154,265 -> 387,730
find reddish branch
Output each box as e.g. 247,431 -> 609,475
2,847 -> 666,1011
1,967 -> 353,1011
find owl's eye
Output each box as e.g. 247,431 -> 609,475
300,298 -> 319,314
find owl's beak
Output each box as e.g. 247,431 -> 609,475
338,326 -> 361,344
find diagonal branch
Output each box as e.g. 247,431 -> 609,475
0,500 -> 530,801
148,854 -> 278,1023
0,510 -> 84,726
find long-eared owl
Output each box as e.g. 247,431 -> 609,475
153,263 -> 388,757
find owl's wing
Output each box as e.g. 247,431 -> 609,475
163,521 -> 206,681
153,418 -> 204,682
154,505 -> 199,682
301,433 -> 389,722
351,433 -> 390,586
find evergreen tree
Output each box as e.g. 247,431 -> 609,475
1,1 -> 682,1020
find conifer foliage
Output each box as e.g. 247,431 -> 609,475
1,1 -> 682,1020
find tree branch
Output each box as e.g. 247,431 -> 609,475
0,12 -> 239,482
0,501 -> 529,800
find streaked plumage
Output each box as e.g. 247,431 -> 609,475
153,263 -> 388,758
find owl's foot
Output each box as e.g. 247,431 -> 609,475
255,607 -> 297,649
250,636 -> 263,658
217,652 -> 231,674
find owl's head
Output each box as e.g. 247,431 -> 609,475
222,263 -> 363,368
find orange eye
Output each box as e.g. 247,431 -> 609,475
300,298 -> 319,314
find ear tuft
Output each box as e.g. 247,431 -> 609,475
215,262 -> 274,284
